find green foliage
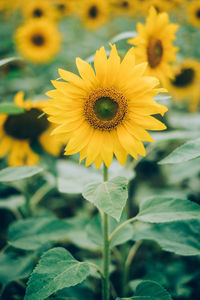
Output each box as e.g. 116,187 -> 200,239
24,247 -> 90,300
136,197 -> 200,223
8,216 -> 73,250
116,280 -> 172,300
0,103 -> 24,114
83,176 -> 128,221
0,57 -> 21,67
0,166 -> 43,182
159,137 -> 200,164
132,220 -> 200,256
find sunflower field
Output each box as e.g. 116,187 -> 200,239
0,0 -> 200,299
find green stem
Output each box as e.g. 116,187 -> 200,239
109,216 -> 137,243
102,164 -> 110,300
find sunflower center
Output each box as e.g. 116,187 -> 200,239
33,8 -> 43,17
84,87 -> 128,131
94,98 -> 119,121
31,34 -> 45,46
196,9 -> 200,19
171,68 -> 195,88
3,108 -> 49,140
147,38 -> 163,68
57,4 -> 66,11
89,5 -> 98,18
122,1 -> 129,8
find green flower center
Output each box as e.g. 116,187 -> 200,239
171,68 -> 195,88
4,108 -> 49,140
89,5 -> 98,18
31,34 -> 45,46
33,8 -> 43,18
94,97 -> 119,121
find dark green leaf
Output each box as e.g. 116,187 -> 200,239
83,177 -> 128,221
25,247 -> 90,300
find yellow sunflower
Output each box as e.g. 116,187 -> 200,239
0,92 -> 63,166
109,0 -> 137,16
128,6 -> 179,84
52,0 -> 75,18
22,0 -> 57,21
165,59 -> 200,112
44,45 -> 168,169
138,0 -> 171,14
15,19 -> 61,64
78,0 -> 109,30
187,0 -> 200,27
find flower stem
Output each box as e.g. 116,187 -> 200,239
103,164 -> 110,300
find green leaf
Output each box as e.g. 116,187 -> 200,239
24,247 -> 90,300
136,197 -> 200,223
0,195 -> 25,210
8,217 -> 73,250
132,220 -> 200,256
0,252 -> 34,285
57,159 -> 134,194
116,280 -> 172,300
0,166 -> 43,182
0,57 -> 22,67
159,137 -> 200,164
168,112 -> 200,130
86,213 -> 133,247
0,103 -> 24,114
83,176 -> 128,221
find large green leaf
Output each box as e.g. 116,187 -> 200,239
83,177 -> 128,221
0,252 -> 34,285
0,103 -> 24,114
136,197 -> 200,223
24,247 -> 90,300
8,217 -> 73,250
159,137 -> 200,164
0,166 -> 43,182
116,280 -> 172,300
132,220 -> 200,256
86,213 -> 133,247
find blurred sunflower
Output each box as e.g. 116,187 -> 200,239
128,6 -> 179,84
22,0 -> 57,21
165,59 -> 200,112
15,19 -> 61,64
53,0 -> 75,18
79,0 -> 109,30
187,0 -> 200,27
140,0 -> 171,14
109,0 -> 137,16
44,45 -> 167,169
0,92 -> 63,166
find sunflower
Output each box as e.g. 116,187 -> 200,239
0,92 -> 63,166
15,19 -> 61,64
187,0 -> 200,27
44,45 -> 167,169
165,59 -> 200,112
109,0 -> 137,16
52,0 -> 75,18
128,6 -> 179,85
138,0 -> 171,14
78,0 -> 109,30
22,0 -> 57,21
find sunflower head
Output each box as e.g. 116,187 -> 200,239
109,0 -> 137,16
188,0 -> 200,27
22,0 -> 57,21
128,6 -> 179,84
15,19 -> 61,64
44,45 -> 168,169
0,92 -> 63,166
165,59 -> 200,112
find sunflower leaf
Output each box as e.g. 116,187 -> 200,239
83,176 -> 128,221
116,280 -> 172,300
24,247 -> 90,300
136,197 -> 200,223
159,137 -> 200,164
0,166 -> 43,182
